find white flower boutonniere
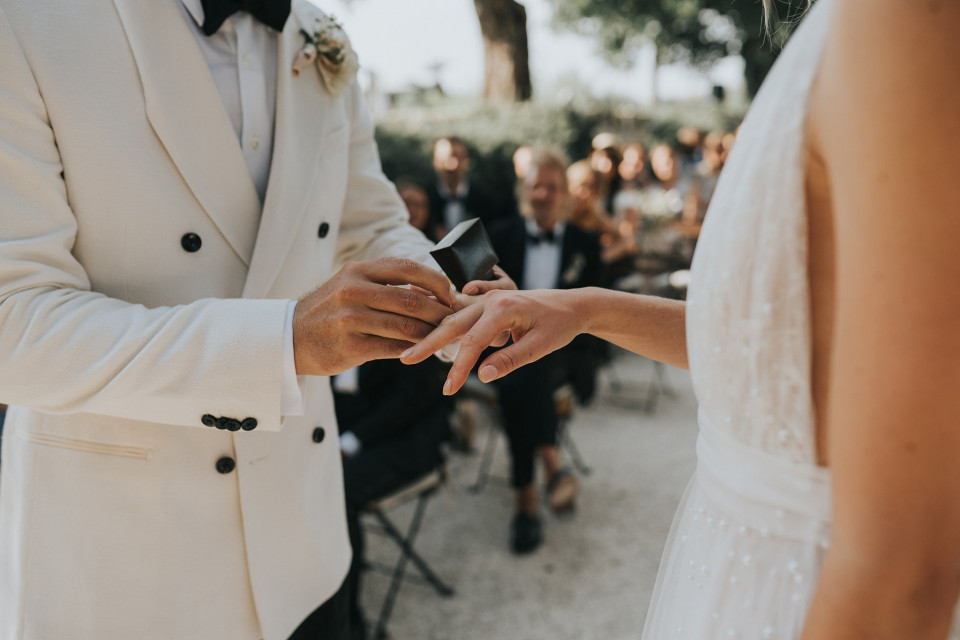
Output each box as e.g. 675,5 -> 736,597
561,253 -> 587,286
291,14 -> 360,97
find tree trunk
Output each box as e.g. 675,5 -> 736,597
650,43 -> 661,107
474,0 -> 532,102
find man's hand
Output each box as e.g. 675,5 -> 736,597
294,258 -> 456,376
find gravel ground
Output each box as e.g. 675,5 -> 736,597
359,351 -> 700,640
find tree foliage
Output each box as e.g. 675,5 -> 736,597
546,0 -> 810,96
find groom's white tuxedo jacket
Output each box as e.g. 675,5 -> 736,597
0,1 -> 436,638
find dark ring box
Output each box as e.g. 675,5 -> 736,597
429,218 -> 499,292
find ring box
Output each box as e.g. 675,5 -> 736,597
429,218 -> 499,291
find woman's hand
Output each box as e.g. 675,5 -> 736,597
461,265 -> 516,297
448,266 -> 517,349
401,288 -> 587,396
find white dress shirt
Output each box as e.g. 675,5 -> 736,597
179,0 -> 304,415
437,180 -> 470,231
522,218 -> 566,291
332,366 -> 363,455
179,0 -> 277,202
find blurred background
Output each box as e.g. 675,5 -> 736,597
319,0 -> 802,203
306,3 -> 807,639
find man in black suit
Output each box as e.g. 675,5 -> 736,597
333,357 -> 452,637
486,148 -> 604,554
426,136 -> 505,242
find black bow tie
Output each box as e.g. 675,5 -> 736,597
200,0 -> 291,36
526,229 -> 557,245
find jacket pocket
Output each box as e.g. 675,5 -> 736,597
21,431 -> 152,460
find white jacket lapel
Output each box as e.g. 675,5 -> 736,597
112,0 -> 261,267
242,2 -> 334,299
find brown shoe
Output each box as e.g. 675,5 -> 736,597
547,468 -> 579,514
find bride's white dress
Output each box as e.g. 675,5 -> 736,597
641,0 -> 960,638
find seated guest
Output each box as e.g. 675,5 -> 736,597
682,131 -> 725,227
617,142 -> 653,192
632,143 -> 694,259
568,160 -> 637,269
334,357 -> 452,638
512,145 -> 534,182
426,136 -> 503,242
393,177 -> 431,232
568,160 -> 617,234
675,126 -> 704,175
487,148 -> 604,554
589,133 -> 624,215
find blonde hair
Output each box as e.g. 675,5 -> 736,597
524,147 -> 570,190
762,0 -> 814,32
518,146 -> 571,218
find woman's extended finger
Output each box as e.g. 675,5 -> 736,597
399,303 -> 486,365
475,330 -> 554,384
441,305 -> 523,394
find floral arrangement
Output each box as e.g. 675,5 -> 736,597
291,14 -> 360,96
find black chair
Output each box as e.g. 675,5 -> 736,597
361,462 -> 455,640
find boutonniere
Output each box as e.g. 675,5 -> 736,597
291,14 -> 360,97
561,253 -> 586,286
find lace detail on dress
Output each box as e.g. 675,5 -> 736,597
685,1 -> 831,465
645,3 -> 960,637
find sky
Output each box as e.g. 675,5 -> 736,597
313,0 -> 745,104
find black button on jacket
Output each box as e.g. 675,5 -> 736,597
215,457 -> 236,474
180,232 -> 202,252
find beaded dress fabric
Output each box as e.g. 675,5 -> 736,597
643,0 -> 960,637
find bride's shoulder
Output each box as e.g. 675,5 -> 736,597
808,0 -> 958,167
819,0 -> 958,91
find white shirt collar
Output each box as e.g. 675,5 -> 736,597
180,0 -> 205,28
525,218 -> 566,240
437,180 -> 470,199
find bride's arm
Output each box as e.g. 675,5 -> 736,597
400,287 -> 686,395
801,2 -> 960,639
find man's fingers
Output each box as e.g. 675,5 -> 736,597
355,309 -> 439,343
357,258 -> 455,306
409,285 -> 434,297
399,304 -> 485,365
490,330 -> 510,348
362,284 -> 452,326
357,337 -> 417,363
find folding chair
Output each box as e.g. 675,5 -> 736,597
362,464 -> 455,640
601,352 -> 675,414
470,383 -> 592,494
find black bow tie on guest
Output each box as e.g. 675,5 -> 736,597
200,0 -> 291,36
526,229 -> 557,245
